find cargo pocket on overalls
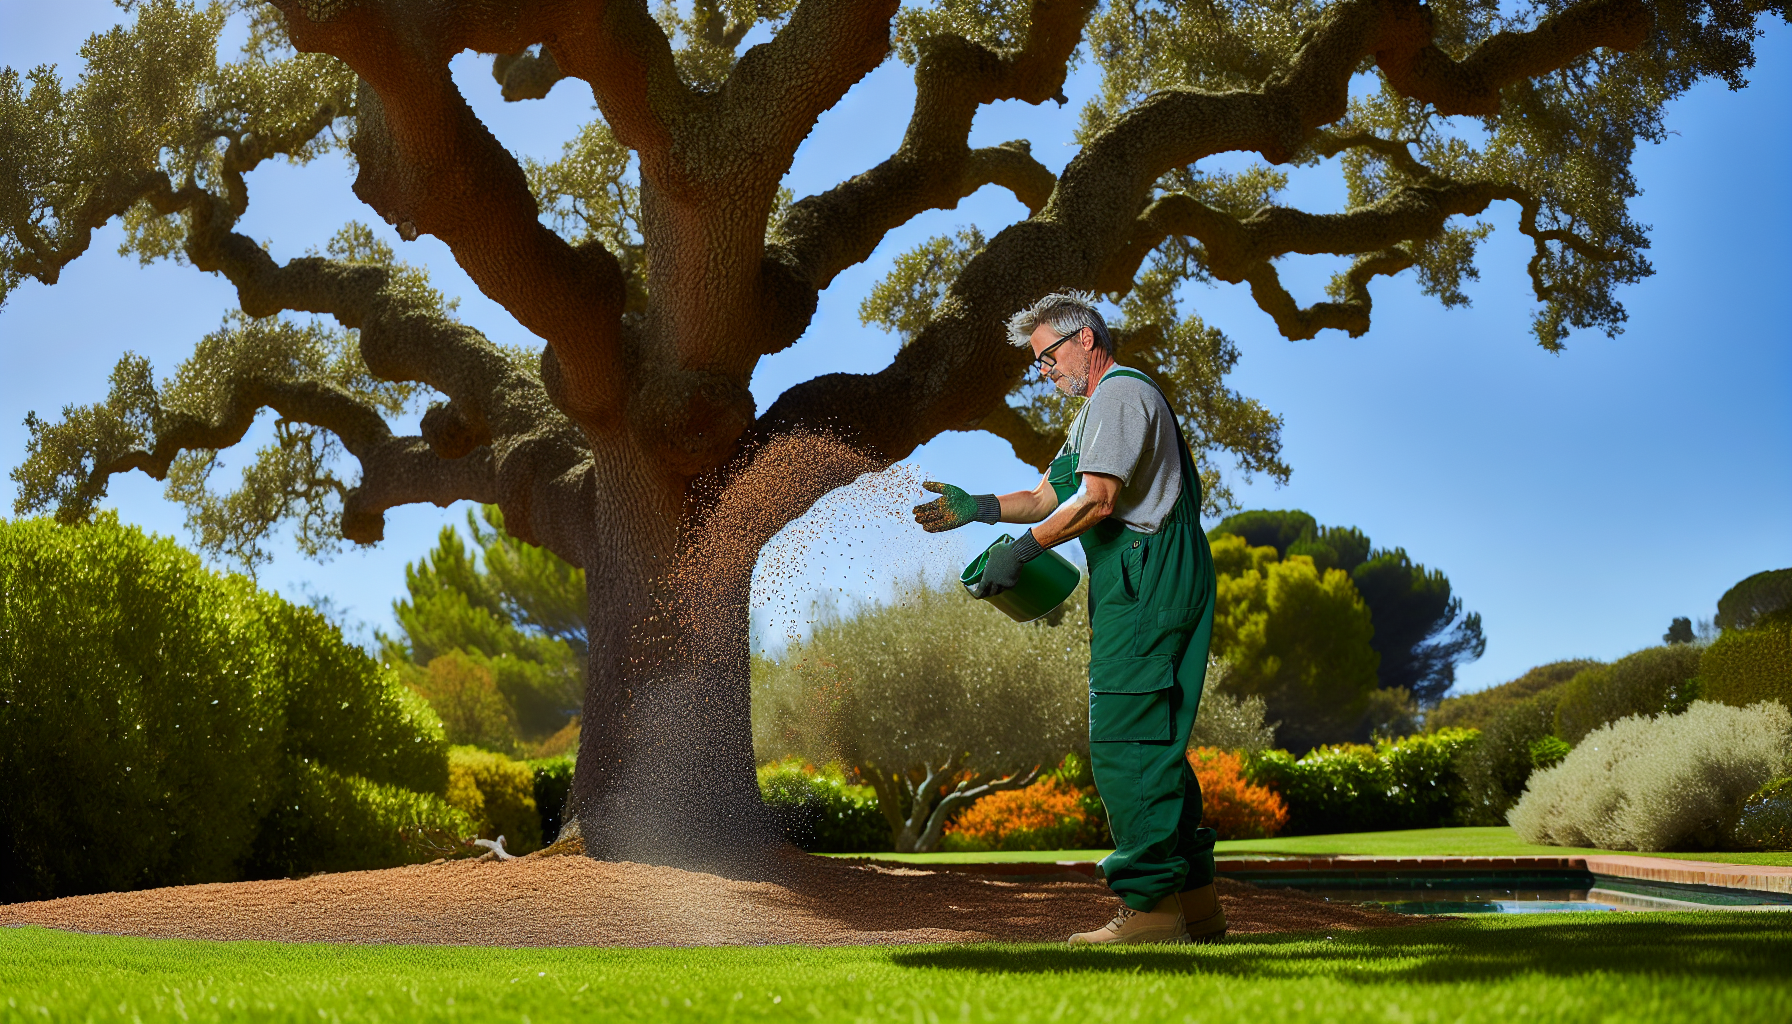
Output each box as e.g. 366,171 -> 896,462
1088,654 -> 1176,742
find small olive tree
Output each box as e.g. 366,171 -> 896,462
1188,659 -> 1279,755
754,579 -> 1088,851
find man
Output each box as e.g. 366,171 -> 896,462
911,291 -> 1224,946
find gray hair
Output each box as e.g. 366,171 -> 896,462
1005,291 -> 1114,356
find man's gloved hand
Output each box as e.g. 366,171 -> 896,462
972,531 -> 1045,598
913,481 -> 1001,533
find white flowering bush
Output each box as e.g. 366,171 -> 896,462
1508,700 -> 1792,851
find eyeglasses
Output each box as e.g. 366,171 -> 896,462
1032,328 -> 1084,371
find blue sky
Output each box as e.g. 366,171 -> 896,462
2,3 -> 1788,692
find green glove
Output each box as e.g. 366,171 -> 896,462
971,531 -> 1045,598
913,481 -> 1001,534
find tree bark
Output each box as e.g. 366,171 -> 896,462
563,429 -> 883,871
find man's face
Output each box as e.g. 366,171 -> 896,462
1029,322 -> 1093,397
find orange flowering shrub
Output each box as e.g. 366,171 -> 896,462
1189,746 -> 1289,840
942,776 -> 1092,852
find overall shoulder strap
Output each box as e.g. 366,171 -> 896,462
1102,367 -> 1158,388
1098,369 -> 1202,504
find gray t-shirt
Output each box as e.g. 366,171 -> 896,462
1059,368 -> 1183,534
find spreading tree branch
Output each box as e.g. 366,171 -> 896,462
272,2 -> 631,427
754,0 -> 1654,463
764,0 -> 1091,351
1373,0 -> 1653,117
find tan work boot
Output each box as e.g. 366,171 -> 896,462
1179,883 -> 1228,943
1067,895 -> 1189,945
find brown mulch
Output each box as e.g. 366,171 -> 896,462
0,849 -> 1421,947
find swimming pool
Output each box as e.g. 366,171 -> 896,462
1235,869 -> 1792,914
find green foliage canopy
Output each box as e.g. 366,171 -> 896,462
1552,644 -> 1704,744
389,506 -> 586,749
1716,568 -> 1792,632
1213,509 -> 1485,705
1428,658 -> 1601,732
1699,617 -> 1792,710
1210,533 -> 1383,751
3,0 -> 1775,568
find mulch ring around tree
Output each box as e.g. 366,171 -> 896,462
0,846 -> 1425,947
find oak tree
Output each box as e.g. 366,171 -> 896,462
4,0 -> 1779,868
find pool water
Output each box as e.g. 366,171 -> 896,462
1295,887 -> 1621,914
1240,874 -> 1792,915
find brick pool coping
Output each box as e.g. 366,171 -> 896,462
881,855 -> 1792,896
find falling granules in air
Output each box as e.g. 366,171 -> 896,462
656,430 -> 961,660
591,430 -> 969,862
749,458 -> 964,649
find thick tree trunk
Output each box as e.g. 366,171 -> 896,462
562,431 -> 882,874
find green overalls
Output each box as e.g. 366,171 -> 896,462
1049,367 -> 1218,910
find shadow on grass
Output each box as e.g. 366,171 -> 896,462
890,915 -> 1792,984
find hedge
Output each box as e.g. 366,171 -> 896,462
250,758 -> 474,877
446,746 -> 542,853
1553,645 -> 1703,744
1699,619 -> 1792,710
0,516 -> 459,901
1510,701 -> 1791,851
1453,691 -> 1562,825
758,759 -> 891,853
1246,729 -> 1479,835
1735,776 -> 1792,850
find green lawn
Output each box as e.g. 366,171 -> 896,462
826,827 -> 1792,866
3,916 -> 1788,1023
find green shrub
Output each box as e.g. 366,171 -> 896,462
1529,735 -> 1571,771
1699,619 -> 1792,710
0,517 -> 280,900
1509,701 -> 1792,851
758,759 -> 891,853
1245,729 -> 1479,835
1453,690 -> 1563,825
0,516 -> 458,901
529,756 -> 576,845
399,652 -> 520,757
1553,645 -> 1704,745
248,758 -> 474,877
446,746 -> 542,853
1733,777 -> 1792,850
1427,659 -> 1599,732
265,600 -> 451,795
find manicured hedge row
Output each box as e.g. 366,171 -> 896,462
1553,645 -> 1704,744
446,746 -> 541,853
1700,618 -> 1792,709
0,517 -> 463,901
758,759 -> 891,853
1245,730 -> 1480,835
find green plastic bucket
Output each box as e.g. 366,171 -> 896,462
961,534 -> 1082,622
